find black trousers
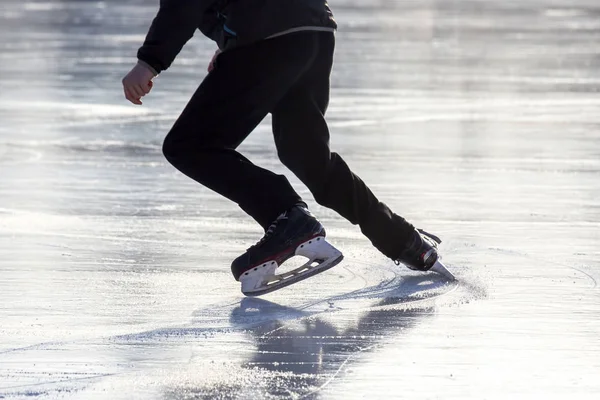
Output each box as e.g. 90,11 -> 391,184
162,31 -> 413,260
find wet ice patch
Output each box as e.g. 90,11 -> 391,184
545,8 -> 587,17
0,101 -> 150,117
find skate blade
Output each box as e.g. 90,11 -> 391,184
429,260 -> 456,281
241,237 -> 343,297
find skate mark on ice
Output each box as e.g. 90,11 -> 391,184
0,373 -> 114,398
112,327 -> 228,342
485,246 -> 597,289
294,260 -> 460,312
337,262 -> 369,290
338,260 -> 403,296
297,344 -> 377,400
0,342 -> 54,355
1,228 -> 176,246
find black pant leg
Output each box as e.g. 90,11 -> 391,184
271,32 -> 414,259
162,33 -> 320,229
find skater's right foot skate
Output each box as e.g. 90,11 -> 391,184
394,229 -> 455,280
231,204 -> 344,296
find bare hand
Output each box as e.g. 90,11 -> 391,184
208,49 -> 222,73
122,63 -> 155,105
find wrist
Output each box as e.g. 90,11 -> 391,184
137,60 -> 159,77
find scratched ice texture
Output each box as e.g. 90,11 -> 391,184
1,0 -> 599,399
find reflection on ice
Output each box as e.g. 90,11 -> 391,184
134,274 -> 469,398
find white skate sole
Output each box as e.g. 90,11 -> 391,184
430,259 -> 456,281
240,236 -> 343,297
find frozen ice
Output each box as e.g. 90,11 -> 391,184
1,0 -> 599,399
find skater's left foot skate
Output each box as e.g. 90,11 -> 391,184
231,204 -> 344,296
394,229 -> 455,280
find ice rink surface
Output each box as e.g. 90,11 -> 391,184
1,0 -> 599,398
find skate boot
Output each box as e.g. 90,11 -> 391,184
394,228 -> 455,280
231,204 -> 344,296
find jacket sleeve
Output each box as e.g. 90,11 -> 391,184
137,0 -> 218,74
198,6 -> 225,45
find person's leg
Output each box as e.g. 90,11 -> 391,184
162,33 -> 322,229
271,32 -> 414,260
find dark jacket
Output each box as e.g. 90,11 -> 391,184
137,0 -> 337,75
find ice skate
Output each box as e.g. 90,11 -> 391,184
395,228 -> 456,281
231,204 -> 344,296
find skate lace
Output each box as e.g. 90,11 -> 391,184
249,212 -> 288,249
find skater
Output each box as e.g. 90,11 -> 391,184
122,0 -> 453,295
